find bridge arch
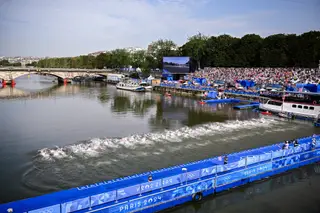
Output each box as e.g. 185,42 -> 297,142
10,72 -> 64,82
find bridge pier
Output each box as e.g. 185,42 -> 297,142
57,78 -> 71,84
1,80 -> 16,87
11,80 -> 16,87
1,79 -> 6,87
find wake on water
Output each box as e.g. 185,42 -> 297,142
37,118 -> 292,162
20,117 -> 302,193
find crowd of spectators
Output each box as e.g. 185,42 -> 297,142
189,67 -> 320,86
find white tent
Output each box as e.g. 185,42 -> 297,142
147,75 -> 155,80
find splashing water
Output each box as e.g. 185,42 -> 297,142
37,118 -> 285,161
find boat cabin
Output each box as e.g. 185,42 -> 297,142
260,91 -> 320,118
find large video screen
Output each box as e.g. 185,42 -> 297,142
163,57 -> 190,74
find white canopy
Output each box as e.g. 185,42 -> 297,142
147,75 -> 155,80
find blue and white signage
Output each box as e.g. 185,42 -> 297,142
162,174 -> 181,187
216,162 -> 272,186
61,197 -> 90,213
181,170 -> 200,182
140,179 -> 162,193
91,190 -> 116,207
116,184 -> 141,200
28,204 -> 61,213
201,166 -> 216,177
107,179 -> 214,213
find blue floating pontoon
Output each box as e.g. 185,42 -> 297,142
233,103 -> 260,110
1,136 -> 319,213
204,98 -> 240,104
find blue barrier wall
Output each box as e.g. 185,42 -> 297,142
158,84 -> 260,97
1,136 -> 320,213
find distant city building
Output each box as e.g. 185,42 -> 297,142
124,47 -> 144,53
88,51 -> 106,57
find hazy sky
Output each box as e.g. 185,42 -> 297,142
0,0 -> 319,57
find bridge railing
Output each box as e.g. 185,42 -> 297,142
1,136 -> 319,213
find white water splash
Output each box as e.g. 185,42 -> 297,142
37,118 -> 282,161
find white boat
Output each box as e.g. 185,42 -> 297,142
278,112 -> 293,119
116,81 -> 146,92
139,82 -> 153,92
259,91 -> 320,119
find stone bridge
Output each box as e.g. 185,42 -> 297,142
0,84 -> 81,99
0,68 -> 114,85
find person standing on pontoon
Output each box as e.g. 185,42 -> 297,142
224,156 -> 228,165
282,141 -> 289,150
311,134 -> 317,150
293,139 -> 299,147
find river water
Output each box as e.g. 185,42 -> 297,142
0,75 -> 319,212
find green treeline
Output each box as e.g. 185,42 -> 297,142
0,60 -> 22,67
37,31 -> 320,70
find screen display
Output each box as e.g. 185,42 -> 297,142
163,57 -> 190,74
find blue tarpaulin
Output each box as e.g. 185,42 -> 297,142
214,80 -> 225,85
193,78 -> 207,85
207,91 -> 217,99
296,83 -> 318,93
303,84 -> 318,93
266,84 -> 282,88
236,80 -> 255,88
286,86 -> 296,91
162,69 -> 172,78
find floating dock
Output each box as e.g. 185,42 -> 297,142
204,98 -> 240,104
233,103 -> 260,110
1,136 -> 319,213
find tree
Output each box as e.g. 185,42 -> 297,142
205,34 -> 239,67
131,50 -> 146,68
260,34 -> 288,67
35,30 -> 320,69
181,33 -> 208,69
233,34 -> 262,67
147,39 -> 179,68
96,53 -> 107,69
110,49 -> 131,68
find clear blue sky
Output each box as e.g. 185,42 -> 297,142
0,0 -> 319,57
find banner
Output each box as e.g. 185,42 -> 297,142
107,179 -> 214,213
162,174 -> 182,188
140,179 -> 162,193
61,197 -> 90,213
201,166 -> 216,177
246,155 -> 260,166
181,170 -> 201,182
216,162 -> 272,187
90,191 -> 117,207
28,204 -> 61,213
116,184 -> 141,200
259,153 -> 272,162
